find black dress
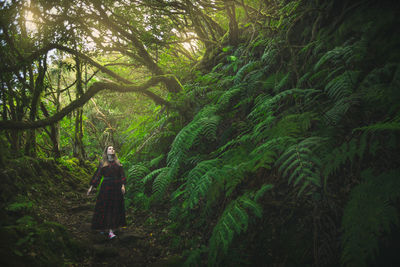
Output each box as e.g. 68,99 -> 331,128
89,161 -> 127,230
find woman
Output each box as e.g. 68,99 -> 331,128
87,145 -> 127,239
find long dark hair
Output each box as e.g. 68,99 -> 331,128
101,145 -> 122,167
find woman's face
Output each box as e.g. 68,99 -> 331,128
107,146 -> 115,155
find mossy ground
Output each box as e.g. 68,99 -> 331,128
0,156 -> 93,266
0,156 -> 183,266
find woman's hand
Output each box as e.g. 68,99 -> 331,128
87,186 -> 93,195
121,184 -> 126,194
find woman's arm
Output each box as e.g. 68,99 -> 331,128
120,165 -> 126,194
87,162 -> 102,195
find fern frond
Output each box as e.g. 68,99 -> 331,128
167,106 -> 218,164
262,73 -> 284,93
322,133 -> 368,183
324,71 -> 359,101
274,72 -> 292,93
200,115 -> 221,141
208,194 -> 262,266
323,95 -> 358,124
261,46 -> 278,71
150,106 -> 221,200
128,163 -> 150,180
216,86 -> 242,109
270,112 -> 316,139
184,159 -> 222,209
254,184 -> 274,201
314,45 -> 353,71
183,246 -> 208,267
234,61 -> 261,84
152,167 -> 173,199
149,154 -> 165,168
341,169 -> 400,267
248,137 -> 294,170
276,137 -> 324,193
143,167 -> 167,184
354,121 -> 400,133
223,165 -> 246,197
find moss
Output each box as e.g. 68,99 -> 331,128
0,226 -> 28,267
0,218 -> 86,266
0,156 -> 94,266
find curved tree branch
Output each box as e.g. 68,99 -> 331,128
0,77 -> 166,130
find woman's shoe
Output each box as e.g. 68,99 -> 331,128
108,231 -> 116,239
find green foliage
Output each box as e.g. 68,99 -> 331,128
354,121 -> 400,133
261,45 -> 278,72
322,133 -> 368,180
7,202 -> 33,214
324,71 -> 359,101
314,40 -> 367,72
125,163 -> 151,208
128,163 -> 150,180
183,246 -> 208,267
342,169 -> 400,267
208,194 -> 262,266
234,61 -> 261,85
150,106 -> 221,200
207,184 -> 273,266
183,159 -> 222,209
323,95 -> 358,125
276,137 -> 324,195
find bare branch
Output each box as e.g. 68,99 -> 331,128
0,77 -> 167,130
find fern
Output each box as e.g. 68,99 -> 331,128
322,133 -> 368,184
248,137 -> 293,170
128,163 -> 150,180
144,167 -> 167,184
314,40 -> 367,71
247,94 -> 273,123
152,167 -> 174,199
314,45 -> 353,71
183,246 -> 208,267
208,194 -> 262,266
126,163 -> 152,208
223,164 -> 247,197
254,184 -> 274,201
261,45 -> 278,73
274,72 -> 292,93
247,89 -> 319,124
234,61 -> 261,85
269,112 -> 316,139
354,121 -> 400,133
150,106 -> 221,200
276,137 -> 324,195
341,169 -> 400,267
324,71 -> 359,101
149,154 -> 165,168
261,73 -> 285,93
183,159 -> 222,209
323,95 -> 358,125
216,86 -> 242,110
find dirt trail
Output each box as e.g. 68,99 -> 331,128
50,191 -> 179,267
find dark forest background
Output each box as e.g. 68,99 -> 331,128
1,0 -> 400,266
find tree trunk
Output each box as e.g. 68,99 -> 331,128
40,103 -> 61,158
225,0 -> 239,46
73,56 -> 85,161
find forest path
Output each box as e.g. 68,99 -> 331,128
49,190 -> 180,266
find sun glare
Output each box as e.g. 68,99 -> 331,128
25,10 -> 37,34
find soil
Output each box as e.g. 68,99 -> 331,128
44,190 -> 183,267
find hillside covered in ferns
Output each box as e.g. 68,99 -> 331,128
1,0 -> 400,266
126,1 -> 400,266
